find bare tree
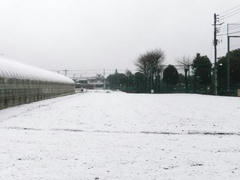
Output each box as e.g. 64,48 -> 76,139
136,49 -> 165,74
135,49 -> 165,92
177,56 -> 192,67
177,56 -> 192,92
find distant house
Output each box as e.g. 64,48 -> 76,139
74,74 -> 105,89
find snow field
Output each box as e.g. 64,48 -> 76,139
0,91 -> 240,179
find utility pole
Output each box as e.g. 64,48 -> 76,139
214,13 -> 218,95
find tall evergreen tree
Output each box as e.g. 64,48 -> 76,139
163,65 -> 179,87
192,53 -> 212,92
218,49 -> 240,92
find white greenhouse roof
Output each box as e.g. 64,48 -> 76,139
0,57 -> 74,84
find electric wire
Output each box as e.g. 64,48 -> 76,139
220,7 -> 240,17
218,25 -> 240,35
217,30 -> 240,37
219,4 -> 240,16
219,8 -> 240,20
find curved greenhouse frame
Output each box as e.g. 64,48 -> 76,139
0,57 -> 75,109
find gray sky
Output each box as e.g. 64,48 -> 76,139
0,0 -> 240,71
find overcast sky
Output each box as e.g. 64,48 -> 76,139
0,0 -> 240,71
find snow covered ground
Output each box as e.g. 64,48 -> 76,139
0,91 -> 240,180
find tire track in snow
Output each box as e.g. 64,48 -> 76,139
1,127 -> 240,136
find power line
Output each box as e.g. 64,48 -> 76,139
217,25 -> 240,39
217,29 -> 240,36
220,7 -> 240,17
218,24 -> 240,32
228,25 -> 240,31
219,9 -> 240,20
219,4 -> 240,16
229,30 -> 240,35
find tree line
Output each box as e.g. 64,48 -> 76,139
106,49 -> 240,95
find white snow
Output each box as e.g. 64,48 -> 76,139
0,57 -> 74,84
0,91 -> 240,179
